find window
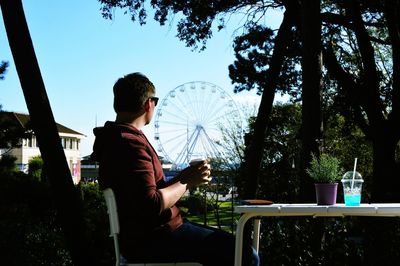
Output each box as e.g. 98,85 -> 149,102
61,138 -> 66,149
27,137 -> 33,147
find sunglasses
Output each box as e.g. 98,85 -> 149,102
149,97 -> 159,106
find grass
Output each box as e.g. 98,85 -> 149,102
184,201 -> 241,233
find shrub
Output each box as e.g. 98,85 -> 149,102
0,172 -> 72,265
28,155 -> 43,180
0,154 -> 19,175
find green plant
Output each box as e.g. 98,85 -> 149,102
28,155 -> 44,180
306,153 -> 341,183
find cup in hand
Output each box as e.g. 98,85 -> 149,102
189,158 -> 211,185
341,171 -> 363,206
189,158 -> 207,167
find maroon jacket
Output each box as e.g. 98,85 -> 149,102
91,121 -> 183,250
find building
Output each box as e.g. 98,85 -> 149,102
0,112 -> 85,184
80,153 -> 174,183
80,155 -> 99,182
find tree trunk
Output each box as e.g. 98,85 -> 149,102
363,128 -> 400,264
241,9 -> 294,199
371,128 -> 399,202
0,1 -> 94,265
299,0 -> 323,202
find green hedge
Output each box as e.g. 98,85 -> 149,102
0,172 -> 72,265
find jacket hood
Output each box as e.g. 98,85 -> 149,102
90,127 -> 105,162
90,121 -> 141,162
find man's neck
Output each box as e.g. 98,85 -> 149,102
115,112 -> 145,130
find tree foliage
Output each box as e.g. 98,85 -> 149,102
242,103 -> 302,202
319,0 -> 400,203
0,60 -> 8,80
229,23 -> 302,98
0,110 -> 32,152
98,0 -> 287,51
95,1 -> 400,263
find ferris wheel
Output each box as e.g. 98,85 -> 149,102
154,81 -> 242,170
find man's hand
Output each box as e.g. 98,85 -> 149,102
180,160 -> 212,189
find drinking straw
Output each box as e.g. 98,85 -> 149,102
351,158 -> 358,190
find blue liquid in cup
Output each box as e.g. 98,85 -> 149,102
344,194 -> 361,206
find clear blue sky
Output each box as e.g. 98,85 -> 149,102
0,0 -> 282,156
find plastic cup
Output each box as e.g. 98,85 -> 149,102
189,158 -> 207,166
341,171 -> 363,206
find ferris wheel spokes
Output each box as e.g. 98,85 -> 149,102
172,125 -> 201,169
154,81 -> 243,170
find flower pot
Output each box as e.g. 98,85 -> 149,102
314,183 -> 338,205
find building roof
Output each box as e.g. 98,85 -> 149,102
0,111 -> 85,136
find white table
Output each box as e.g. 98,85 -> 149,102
234,203 -> 400,266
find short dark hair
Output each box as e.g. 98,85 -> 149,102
113,72 -> 156,113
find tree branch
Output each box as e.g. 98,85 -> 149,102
346,0 -> 385,126
323,47 -> 371,138
321,12 -> 350,27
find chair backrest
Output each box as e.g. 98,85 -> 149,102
103,188 -> 203,266
104,188 -> 120,235
103,188 -> 122,266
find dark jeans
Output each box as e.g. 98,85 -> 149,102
123,220 -> 260,266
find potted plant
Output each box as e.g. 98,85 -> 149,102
306,153 -> 341,205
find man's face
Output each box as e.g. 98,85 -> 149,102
145,96 -> 159,125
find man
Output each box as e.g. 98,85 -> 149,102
91,72 -> 259,265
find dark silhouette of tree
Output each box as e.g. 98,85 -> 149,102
0,1 -> 94,265
96,0 -> 400,263
236,5 -> 297,199
299,0 -> 323,202
97,0 -> 400,202
320,1 -> 400,263
322,0 -> 400,202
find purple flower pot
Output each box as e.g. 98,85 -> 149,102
314,183 -> 338,205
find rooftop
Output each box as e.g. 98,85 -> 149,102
0,111 -> 85,136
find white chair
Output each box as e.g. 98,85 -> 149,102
103,188 -> 203,266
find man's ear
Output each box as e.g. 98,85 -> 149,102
143,99 -> 151,112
